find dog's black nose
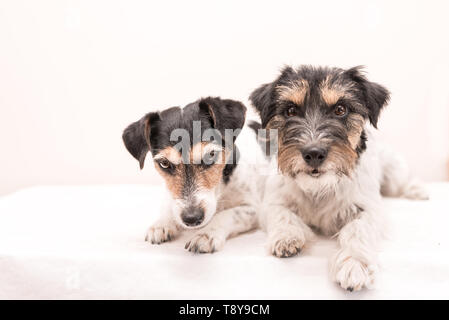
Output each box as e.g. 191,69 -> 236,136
301,147 -> 328,168
181,207 -> 205,227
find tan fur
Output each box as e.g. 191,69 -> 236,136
278,144 -> 306,176
194,148 -> 227,190
155,146 -> 182,165
270,106 -> 363,177
319,76 -> 355,106
190,142 -> 224,164
320,87 -> 344,106
195,162 -> 226,190
267,116 -> 308,177
276,125 -> 307,177
154,161 -> 184,199
154,143 -> 227,199
347,114 -> 365,149
277,80 -> 309,105
325,143 -> 358,176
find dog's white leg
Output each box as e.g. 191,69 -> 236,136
145,200 -> 182,244
330,211 -> 381,292
185,205 -> 257,254
262,205 -> 314,258
145,216 -> 181,244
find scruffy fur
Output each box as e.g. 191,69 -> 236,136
250,65 -> 428,291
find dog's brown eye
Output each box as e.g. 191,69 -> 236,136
203,150 -> 218,166
159,159 -> 171,169
286,107 -> 297,117
334,105 -> 347,117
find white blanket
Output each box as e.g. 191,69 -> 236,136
0,184 -> 448,299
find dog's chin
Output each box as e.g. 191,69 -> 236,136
294,169 -> 340,194
294,168 -> 327,179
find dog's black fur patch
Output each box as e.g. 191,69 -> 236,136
250,65 -> 390,129
356,130 -> 367,157
222,145 -> 240,184
122,97 -> 246,182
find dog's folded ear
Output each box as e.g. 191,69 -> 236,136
122,112 -> 161,169
249,66 -> 296,127
249,82 -> 275,127
198,97 -> 247,138
346,66 -> 391,128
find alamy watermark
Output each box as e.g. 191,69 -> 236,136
166,121 -> 279,165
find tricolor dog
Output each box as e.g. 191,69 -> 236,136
122,97 -> 266,253
249,65 -> 428,291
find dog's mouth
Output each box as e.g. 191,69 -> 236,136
308,168 -> 323,178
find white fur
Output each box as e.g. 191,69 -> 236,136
145,122 -> 427,292
259,125 -> 428,291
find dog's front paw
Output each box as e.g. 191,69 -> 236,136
185,231 -> 225,254
145,223 -> 178,244
268,227 -> 306,258
331,252 -> 377,292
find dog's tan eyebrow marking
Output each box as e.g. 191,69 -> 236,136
154,147 -> 182,165
190,142 -> 223,164
320,76 -> 350,106
276,79 -> 309,105
321,88 -> 343,106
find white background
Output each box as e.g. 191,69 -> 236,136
1,0 -> 448,195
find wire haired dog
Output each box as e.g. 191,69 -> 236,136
249,65 -> 428,291
122,97 -> 266,253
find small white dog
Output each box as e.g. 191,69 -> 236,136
249,65 -> 428,291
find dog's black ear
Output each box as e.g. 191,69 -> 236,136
122,112 -> 161,169
346,66 -> 390,128
198,97 -> 246,138
250,66 -> 296,127
249,82 -> 276,127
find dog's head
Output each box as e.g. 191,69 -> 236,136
250,65 -> 389,184
122,97 -> 246,229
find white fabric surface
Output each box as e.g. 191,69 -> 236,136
0,184 -> 448,299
